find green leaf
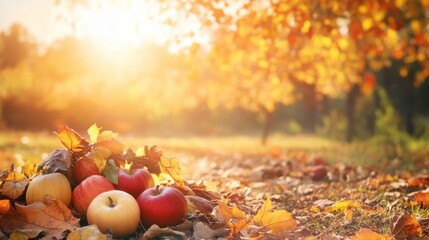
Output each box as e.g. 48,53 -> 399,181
102,159 -> 118,185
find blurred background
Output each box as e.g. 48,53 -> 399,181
0,0 -> 428,146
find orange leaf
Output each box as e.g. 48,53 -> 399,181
252,198 -> 296,233
350,228 -> 392,240
218,198 -> 246,223
54,125 -> 89,153
408,175 -> 429,188
0,199 -> 10,213
391,214 -> 423,238
410,189 -> 429,206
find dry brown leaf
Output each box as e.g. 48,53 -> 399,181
391,213 -> 423,238
252,198 -> 297,233
193,222 -> 216,239
0,178 -> 29,200
350,228 -> 392,240
67,225 -> 108,240
186,195 -> 216,214
0,195 -> 80,239
141,224 -> 186,240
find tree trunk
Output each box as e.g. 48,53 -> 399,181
346,84 -> 360,142
261,110 -> 273,145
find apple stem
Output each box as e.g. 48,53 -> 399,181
108,196 -> 115,208
155,185 -> 160,195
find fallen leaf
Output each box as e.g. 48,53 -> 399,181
55,125 -> 89,154
193,222 -> 216,239
408,175 -> 429,188
21,159 -> 39,178
0,178 -> 29,200
218,198 -> 246,223
409,189 -> 429,206
8,229 -> 42,240
252,198 -> 297,233
141,224 -> 186,240
0,195 -> 80,239
89,146 -> 111,173
0,199 -> 10,213
95,139 -> 124,156
391,213 -> 423,238
96,130 -> 118,142
325,200 -> 361,214
87,123 -> 101,143
37,149 -> 71,174
350,228 -> 392,240
67,225 -> 107,240
102,159 -> 118,185
186,195 -> 217,214
160,156 -> 185,188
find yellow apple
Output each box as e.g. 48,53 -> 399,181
87,190 -> 140,237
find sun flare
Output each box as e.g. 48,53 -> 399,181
76,1 -> 169,51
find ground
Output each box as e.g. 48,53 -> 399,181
0,131 -> 429,239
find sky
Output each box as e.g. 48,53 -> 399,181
0,0 -> 73,47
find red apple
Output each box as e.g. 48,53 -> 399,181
116,167 -> 155,198
137,186 -> 187,228
73,156 -> 100,184
72,175 -> 115,216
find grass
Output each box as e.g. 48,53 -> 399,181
0,131 -> 428,173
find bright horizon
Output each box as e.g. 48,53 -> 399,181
0,0 -> 208,52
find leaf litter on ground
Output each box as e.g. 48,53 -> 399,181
1,125 -> 429,239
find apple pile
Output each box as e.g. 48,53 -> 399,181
24,125 -> 189,238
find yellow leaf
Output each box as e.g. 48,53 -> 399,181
67,225 -> 106,240
135,147 -> 145,157
219,198 -> 246,223
89,146 -> 111,173
55,125 -> 89,153
87,124 -> 101,143
253,198 -> 297,233
326,200 -> 361,214
350,228 -> 392,240
159,156 -> 185,188
97,130 -> 118,142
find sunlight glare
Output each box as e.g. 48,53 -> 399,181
77,1 -> 169,52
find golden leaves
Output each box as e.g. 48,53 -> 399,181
55,125 -> 89,153
217,197 -> 296,237
159,156 -> 185,188
253,198 -> 296,233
